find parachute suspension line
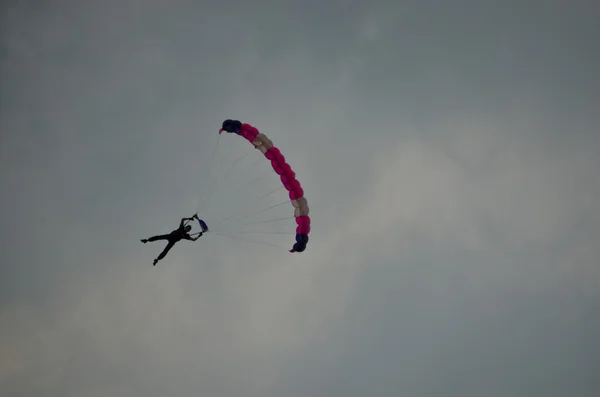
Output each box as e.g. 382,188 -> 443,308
210,186 -> 286,231
195,133 -> 221,214
238,216 -> 295,226
211,185 -> 284,224
233,154 -> 266,186
211,231 -> 287,251
215,199 -> 292,234
218,230 -> 296,235
206,168 -> 276,224
219,157 -> 277,203
204,149 -> 251,208
196,144 -> 252,215
202,138 -> 277,223
196,135 -> 237,214
255,199 -> 292,214
196,142 -> 262,223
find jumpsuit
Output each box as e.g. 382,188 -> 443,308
148,224 -> 194,261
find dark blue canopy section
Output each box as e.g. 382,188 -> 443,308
198,219 -> 209,232
220,119 -> 242,134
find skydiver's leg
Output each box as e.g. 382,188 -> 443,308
154,240 -> 176,265
149,234 -> 171,242
141,234 -> 170,243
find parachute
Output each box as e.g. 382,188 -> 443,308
217,119 -> 310,253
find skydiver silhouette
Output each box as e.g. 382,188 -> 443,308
141,217 -> 202,266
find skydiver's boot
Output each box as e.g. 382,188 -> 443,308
141,239 -> 148,243
153,258 -> 158,266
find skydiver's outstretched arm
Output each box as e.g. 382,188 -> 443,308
180,217 -> 194,227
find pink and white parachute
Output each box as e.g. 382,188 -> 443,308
219,119 -> 310,252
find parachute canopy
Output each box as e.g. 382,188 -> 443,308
219,119 -> 310,253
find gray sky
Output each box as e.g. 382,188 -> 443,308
1,0 -> 600,396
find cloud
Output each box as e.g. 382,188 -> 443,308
2,1 -> 599,396
264,111 -> 600,396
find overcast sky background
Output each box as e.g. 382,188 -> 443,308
1,1 -> 600,396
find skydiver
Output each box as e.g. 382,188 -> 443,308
141,217 -> 202,266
